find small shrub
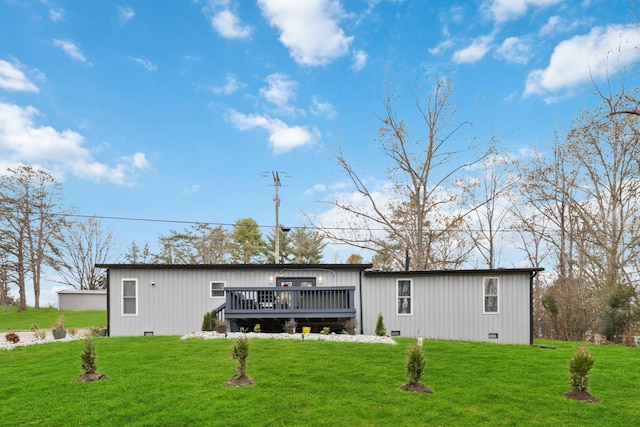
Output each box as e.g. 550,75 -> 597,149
284,320 -> 297,334
30,323 -> 38,332
52,314 -> 65,331
87,326 -> 102,337
375,313 -> 386,336
253,323 -> 261,333
68,327 -> 78,337
569,346 -> 595,392
344,318 -> 358,335
80,337 -> 98,375
321,327 -> 331,335
231,334 -> 250,378
406,344 -> 427,385
201,311 -> 215,331
5,332 -> 20,343
34,329 -> 46,340
214,319 -> 227,333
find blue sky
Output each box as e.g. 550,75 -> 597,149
1,0 -> 640,305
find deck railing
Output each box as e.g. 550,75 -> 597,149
224,286 -> 356,318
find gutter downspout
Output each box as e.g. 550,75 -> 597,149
359,269 -> 364,334
530,269 -> 538,345
106,268 -> 110,337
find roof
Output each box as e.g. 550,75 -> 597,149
57,289 -> 107,294
364,267 -> 544,277
95,263 -> 374,271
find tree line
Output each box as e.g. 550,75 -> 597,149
123,218 -> 326,265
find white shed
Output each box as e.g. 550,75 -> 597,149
57,289 -> 107,311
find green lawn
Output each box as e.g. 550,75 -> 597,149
0,306 -> 106,331
1,335 -> 638,426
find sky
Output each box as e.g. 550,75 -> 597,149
1,0 -> 640,306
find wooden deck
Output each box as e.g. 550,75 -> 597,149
222,286 -> 356,320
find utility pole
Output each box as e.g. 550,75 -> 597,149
273,171 -> 282,264
264,171 -> 288,263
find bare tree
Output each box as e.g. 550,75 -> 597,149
0,166 -> 65,309
468,138 -> 515,269
315,76 -> 489,270
55,216 -> 116,290
0,249 -> 12,312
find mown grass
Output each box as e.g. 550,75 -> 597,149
1,336 -> 639,426
0,306 -> 106,331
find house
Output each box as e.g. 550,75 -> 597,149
97,263 -> 542,344
57,289 -> 107,311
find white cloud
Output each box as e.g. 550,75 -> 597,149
540,15 -> 590,37
0,60 -> 38,92
49,8 -> 64,22
129,57 -> 158,71
524,24 -> 640,99
260,73 -> 298,109
496,36 -> 531,64
304,183 -> 326,195
227,109 -> 317,154
128,152 -> 150,169
310,96 -> 337,119
429,39 -> 455,55
257,0 -> 354,66
351,49 -> 367,71
211,9 -> 252,39
117,6 -> 135,24
182,183 -> 201,194
482,0 -> 563,24
453,33 -> 495,64
207,74 -> 244,95
52,39 -> 88,63
0,102 -> 149,184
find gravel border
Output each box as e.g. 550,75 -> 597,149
0,329 -> 90,350
181,331 -> 397,344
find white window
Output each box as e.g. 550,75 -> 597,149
210,281 -> 225,298
483,277 -> 498,314
397,279 -> 412,315
122,279 -> 138,316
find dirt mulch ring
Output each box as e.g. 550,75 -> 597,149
563,390 -> 600,403
223,375 -> 255,387
400,383 -> 433,393
77,373 -> 108,383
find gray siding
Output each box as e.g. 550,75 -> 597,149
361,272 -> 531,344
58,290 -> 107,311
107,266 -> 363,337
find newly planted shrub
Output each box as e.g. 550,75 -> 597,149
284,320 -> 297,334
406,344 -> 426,385
253,323 -> 261,333
80,337 -> 98,375
201,311 -> 215,331
344,318 -> 358,335
231,335 -> 250,379
34,329 -> 46,340
214,319 -> 227,333
568,346 -> 595,392
375,313 -> 386,336
321,327 -> 331,335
